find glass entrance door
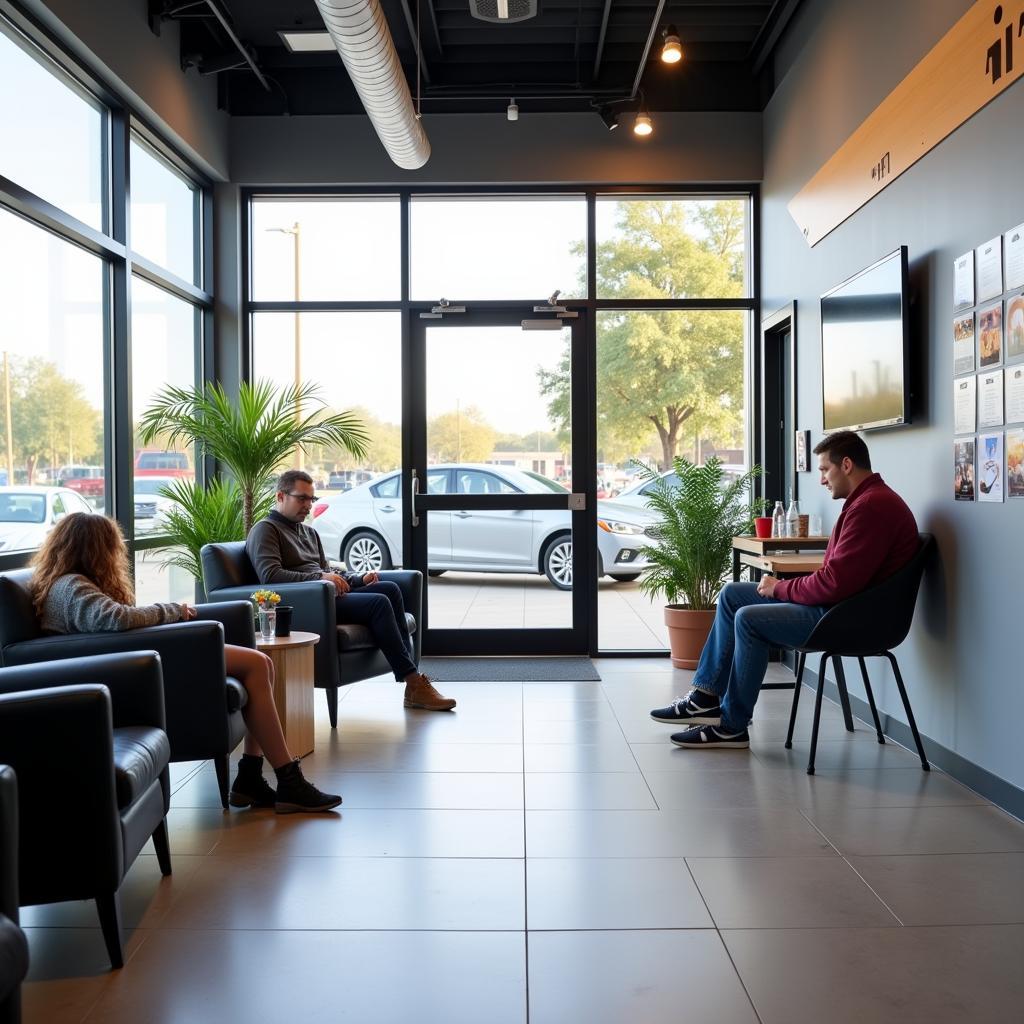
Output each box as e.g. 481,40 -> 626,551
407,307 -> 591,655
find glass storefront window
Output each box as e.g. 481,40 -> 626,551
130,136 -> 198,283
0,207 -> 107,552
0,23 -> 105,230
411,195 -> 587,301
596,197 -> 749,299
251,198 -> 401,302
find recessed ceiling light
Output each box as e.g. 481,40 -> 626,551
278,30 -> 336,53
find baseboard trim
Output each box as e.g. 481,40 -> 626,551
795,659 -> 1024,823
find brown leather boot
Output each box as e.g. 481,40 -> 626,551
403,674 -> 457,711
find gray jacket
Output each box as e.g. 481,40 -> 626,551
41,573 -> 185,634
246,511 -> 363,588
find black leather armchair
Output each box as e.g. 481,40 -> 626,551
201,541 -> 423,727
0,766 -> 28,1024
0,569 -> 252,808
0,653 -> 172,970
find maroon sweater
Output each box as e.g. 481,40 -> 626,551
773,474 -> 918,607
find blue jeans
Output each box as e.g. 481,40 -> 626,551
336,581 -> 417,681
693,583 -> 827,732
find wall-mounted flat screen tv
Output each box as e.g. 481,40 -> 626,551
820,246 -> 910,433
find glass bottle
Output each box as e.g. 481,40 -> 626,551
785,489 -> 800,538
771,500 -> 786,538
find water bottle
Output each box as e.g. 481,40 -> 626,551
785,489 -> 800,538
771,500 -> 786,538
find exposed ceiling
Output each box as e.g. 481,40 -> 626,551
148,0 -> 801,118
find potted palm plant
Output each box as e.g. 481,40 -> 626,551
636,457 -> 764,668
139,380 -> 368,591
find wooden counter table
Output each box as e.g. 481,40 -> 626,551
732,535 -> 829,581
254,630 -> 319,759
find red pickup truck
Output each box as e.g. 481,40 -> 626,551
57,465 -> 104,501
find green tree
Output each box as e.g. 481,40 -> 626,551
0,356 -> 102,482
428,405 -> 495,462
323,407 -> 401,472
540,200 -> 746,470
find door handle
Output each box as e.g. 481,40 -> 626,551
455,511 -> 472,518
411,471 -> 420,528
380,505 -> 396,513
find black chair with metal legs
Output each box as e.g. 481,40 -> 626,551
784,533 -> 934,775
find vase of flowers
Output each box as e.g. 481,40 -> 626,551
251,589 -> 281,641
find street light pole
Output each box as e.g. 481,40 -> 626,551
266,222 -> 303,469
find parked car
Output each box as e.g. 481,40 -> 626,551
134,450 -> 193,477
613,463 -> 748,512
0,486 -> 95,552
132,476 -> 181,533
56,465 -> 104,504
311,464 -> 660,590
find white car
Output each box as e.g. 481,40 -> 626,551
613,464 -> 748,512
0,486 -> 95,553
132,476 -> 182,533
311,464 -> 660,590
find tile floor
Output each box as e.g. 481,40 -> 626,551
19,660 -> 1024,1023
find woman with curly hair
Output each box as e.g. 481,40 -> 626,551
30,512 -> 340,814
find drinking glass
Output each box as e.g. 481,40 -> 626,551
808,513 -> 823,537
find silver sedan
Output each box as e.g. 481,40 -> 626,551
311,464 -> 660,590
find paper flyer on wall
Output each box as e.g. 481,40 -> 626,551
1006,365 -> 1024,424
954,439 -> 975,501
978,302 -> 1003,368
978,370 -> 1004,428
976,237 -> 1003,302
953,313 -> 975,375
1006,223 -> 1024,291
1007,293 -> 1024,361
954,375 -> 976,434
978,432 -> 1004,502
953,250 -> 975,309
1007,429 -> 1024,498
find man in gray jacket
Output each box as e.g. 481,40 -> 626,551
247,470 -> 456,711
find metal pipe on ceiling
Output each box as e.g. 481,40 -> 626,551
312,0 -> 431,169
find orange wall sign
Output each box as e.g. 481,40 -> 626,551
789,1 -> 1024,247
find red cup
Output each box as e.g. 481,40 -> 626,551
754,517 -> 773,539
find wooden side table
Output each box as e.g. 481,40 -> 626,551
254,630 -> 319,759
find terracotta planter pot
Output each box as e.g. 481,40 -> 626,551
664,605 -> 716,669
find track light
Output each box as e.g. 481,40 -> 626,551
597,105 -> 619,131
507,97 -> 519,121
661,25 -> 682,64
633,110 -> 653,136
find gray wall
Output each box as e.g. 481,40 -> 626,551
25,0 -> 228,179
763,0 -> 1024,791
230,111 -> 762,186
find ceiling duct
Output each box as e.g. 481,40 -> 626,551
469,0 -> 537,24
312,0 -> 430,169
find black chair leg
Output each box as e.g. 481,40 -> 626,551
858,657 -> 885,744
151,818 -> 172,876
885,652 -> 930,771
785,652 -> 805,749
832,657 -> 855,732
213,754 -> 230,809
326,686 -> 339,729
95,890 -> 125,969
807,654 -> 829,775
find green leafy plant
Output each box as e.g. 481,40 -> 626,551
636,457 -> 765,610
139,379 -> 369,535
152,478 -> 273,584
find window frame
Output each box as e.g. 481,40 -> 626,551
0,4 -> 212,574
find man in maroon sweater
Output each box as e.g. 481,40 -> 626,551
651,430 -> 919,749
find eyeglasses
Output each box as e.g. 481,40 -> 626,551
284,492 -> 318,503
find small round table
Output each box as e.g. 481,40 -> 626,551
255,630 -> 319,759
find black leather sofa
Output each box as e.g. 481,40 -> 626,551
0,766 -> 28,1024
201,541 -> 422,727
0,653 -> 172,969
0,569 -> 253,807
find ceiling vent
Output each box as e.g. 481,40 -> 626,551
469,0 -> 537,24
